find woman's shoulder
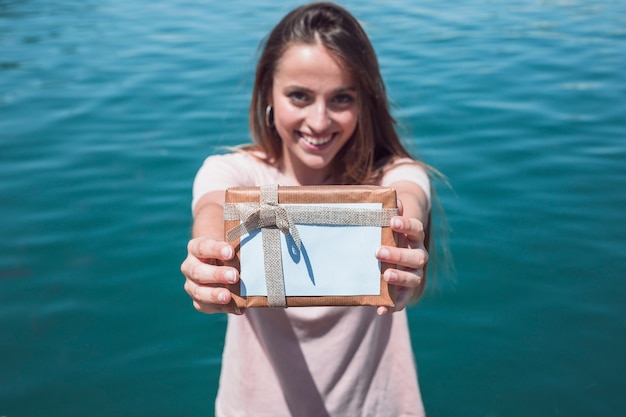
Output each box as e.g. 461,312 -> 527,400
192,149 -> 276,210
202,148 -> 267,165
382,157 -> 429,180
197,148 -> 278,179
380,157 -> 431,201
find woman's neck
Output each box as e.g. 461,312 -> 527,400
278,158 -> 334,186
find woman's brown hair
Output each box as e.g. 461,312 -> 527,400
248,2 -> 415,185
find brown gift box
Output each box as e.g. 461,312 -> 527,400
223,185 -> 398,308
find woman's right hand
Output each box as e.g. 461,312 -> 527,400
180,236 -> 244,315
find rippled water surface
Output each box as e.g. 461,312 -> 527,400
1,1 -> 625,416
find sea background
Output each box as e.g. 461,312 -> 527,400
1,0 -> 625,416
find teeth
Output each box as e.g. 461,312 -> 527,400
302,134 -> 333,146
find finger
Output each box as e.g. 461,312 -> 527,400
184,277 -> 229,303
383,266 -> 424,288
192,298 -> 245,315
188,237 -> 234,261
390,216 -> 425,245
376,306 -> 389,315
376,286 -> 413,315
181,254 -> 239,285
184,277 -> 244,315
376,246 -> 429,270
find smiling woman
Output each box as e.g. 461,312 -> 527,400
180,2 -> 433,416
2,0 -> 625,414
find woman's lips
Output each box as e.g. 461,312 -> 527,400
299,132 -> 335,147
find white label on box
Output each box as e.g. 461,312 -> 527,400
239,203 -> 382,297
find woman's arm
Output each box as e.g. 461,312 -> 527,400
375,180 -> 430,315
180,190 -> 244,314
183,180 -> 429,315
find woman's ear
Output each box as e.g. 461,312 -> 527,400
265,101 -> 275,129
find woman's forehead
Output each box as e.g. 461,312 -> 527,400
273,43 -> 354,90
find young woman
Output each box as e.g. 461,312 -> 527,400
181,3 -> 431,416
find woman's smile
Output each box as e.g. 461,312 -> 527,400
298,131 -> 336,148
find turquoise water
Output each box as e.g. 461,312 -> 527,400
1,0 -> 625,415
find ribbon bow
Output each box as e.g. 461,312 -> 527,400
226,201 -> 301,251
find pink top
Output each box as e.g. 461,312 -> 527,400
193,152 -> 429,417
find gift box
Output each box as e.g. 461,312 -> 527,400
223,184 -> 398,308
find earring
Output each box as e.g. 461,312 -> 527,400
265,105 -> 274,128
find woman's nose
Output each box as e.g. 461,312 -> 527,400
306,102 -> 331,133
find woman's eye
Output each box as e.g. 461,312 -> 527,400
288,92 -> 308,102
333,94 -> 354,104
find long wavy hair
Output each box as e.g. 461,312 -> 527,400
247,2 -> 416,185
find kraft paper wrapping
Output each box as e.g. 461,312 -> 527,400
223,185 -> 398,308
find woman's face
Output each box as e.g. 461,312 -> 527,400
270,42 -> 358,184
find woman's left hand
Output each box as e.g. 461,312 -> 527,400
375,198 -> 429,315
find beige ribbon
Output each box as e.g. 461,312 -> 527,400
224,184 -> 398,307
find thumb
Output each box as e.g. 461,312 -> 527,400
396,198 -> 404,216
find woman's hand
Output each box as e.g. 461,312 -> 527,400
375,195 -> 429,315
180,236 -> 244,315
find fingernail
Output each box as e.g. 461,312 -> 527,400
377,247 -> 390,260
225,269 -> 236,283
218,292 -> 228,303
391,218 -> 402,229
386,270 -> 398,283
221,246 -> 233,259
